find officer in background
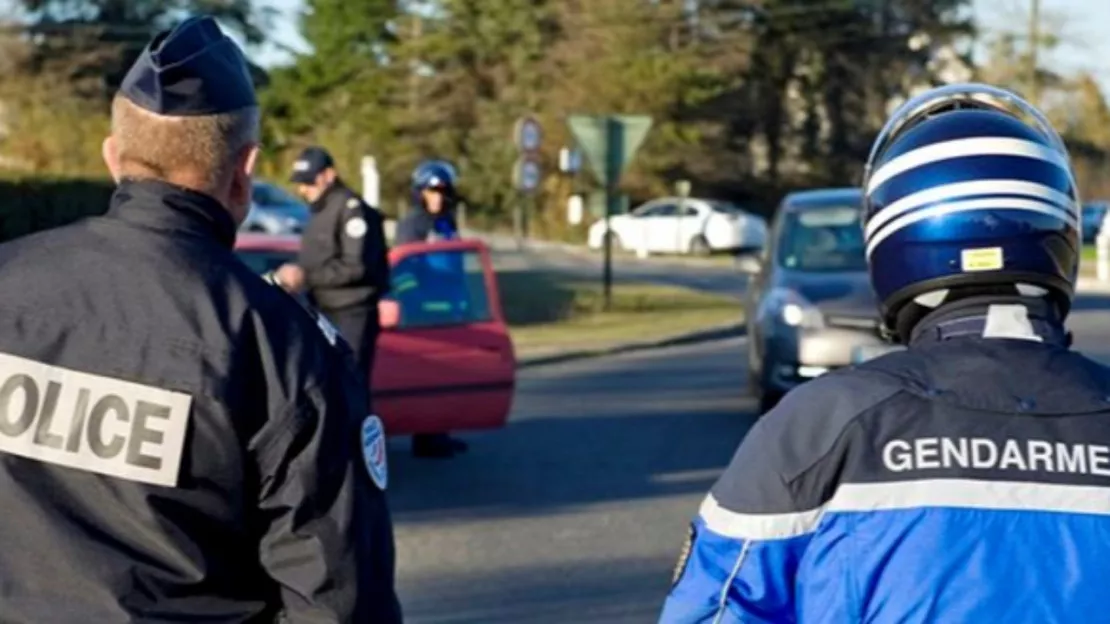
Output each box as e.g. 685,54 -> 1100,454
662,84 -> 1110,622
277,146 -> 390,387
394,159 -> 469,459
0,17 -> 401,622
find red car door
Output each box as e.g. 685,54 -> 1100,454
372,239 -> 516,435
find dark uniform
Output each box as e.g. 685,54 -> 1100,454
0,17 -> 401,623
292,149 -> 391,384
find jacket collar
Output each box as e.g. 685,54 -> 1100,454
106,178 -> 237,248
909,296 -> 1069,349
310,180 -> 344,213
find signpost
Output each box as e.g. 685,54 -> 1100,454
567,114 -> 653,309
675,179 -> 692,253
513,115 -> 543,246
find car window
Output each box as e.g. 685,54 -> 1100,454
390,250 -> 492,328
252,182 -> 305,208
632,203 -> 663,217
709,201 -> 744,215
677,204 -> 699,217
235,249 -> 297,275
777,206 -> 866,272
651,204 -> 678,217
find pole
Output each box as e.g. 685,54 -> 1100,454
513,194 -> 524,250
1028,0 -> 1041,103
602,116 -> 625,312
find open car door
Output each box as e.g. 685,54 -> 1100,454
373,239 -> 516,435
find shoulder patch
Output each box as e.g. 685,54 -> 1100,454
0,351 -> 192,487
671,522 -> 696,587
361,415 -> 388,490
346,197 -> 360,210
344,217 -> 368,239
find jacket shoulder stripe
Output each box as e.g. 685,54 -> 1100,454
700,493 -> 824,540
829,479 -> 1110,516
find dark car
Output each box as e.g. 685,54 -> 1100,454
739,187 -> 891,413
1082,201 -> 1108,244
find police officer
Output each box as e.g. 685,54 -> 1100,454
278,147 -> 390,388
662,83 -> 1110,622
0,17 -> 401,622
394,159 -> 470,459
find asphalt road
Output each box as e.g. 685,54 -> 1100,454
384,245 -> 1110,623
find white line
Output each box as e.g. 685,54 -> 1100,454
865,180 -> 1077,241
699,494 -> 823,540
866,197 -> 1077,258
866,137 -> 1071,194
699,479 -> 1110,542
829,479 -> 1110,516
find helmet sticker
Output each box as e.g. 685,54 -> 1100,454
961,247 -> 1004,272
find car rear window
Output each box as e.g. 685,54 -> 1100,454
391,250 -> 492,328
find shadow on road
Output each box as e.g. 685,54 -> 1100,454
1071,292 -> 1110,312
385,339 -> 756,523
398,556 -> 670,624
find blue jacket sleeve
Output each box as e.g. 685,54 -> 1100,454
660,418 -> 815,623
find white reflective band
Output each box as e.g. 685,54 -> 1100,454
699,493 -> 823,540
828,479 -> 1110,516
701,479 -> 1110,542
866,197 -> 1077,258
293,160 -> 310,171
865,179 -> 1077,241
866,137 -> 1071,194
0,352 -> 192,487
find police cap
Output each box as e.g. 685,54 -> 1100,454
290,147 -> 336,184
118,15 -> 257,116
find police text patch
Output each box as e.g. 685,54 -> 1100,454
0,352 -> 192,487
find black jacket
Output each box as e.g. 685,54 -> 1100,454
0,179 -> 401,623
299,181 -> 390,312
394,204 -> 458,245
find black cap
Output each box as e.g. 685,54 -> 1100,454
118,16 -> 257,116
290,147 -> 335,184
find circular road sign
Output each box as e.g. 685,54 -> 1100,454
515,157 -> 542,192
516,117 -> 542,152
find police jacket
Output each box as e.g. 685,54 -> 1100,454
394,204 -> 458,245
662,296 -> 1110,623
299,180 -> 390,312
0,178 -> 402,623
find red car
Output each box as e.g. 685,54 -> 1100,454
234,233 -> 516,435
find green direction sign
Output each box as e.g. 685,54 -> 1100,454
566,115 -> 653,187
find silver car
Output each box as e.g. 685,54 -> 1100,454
740,188 -> 889,413
240,181 -> 310,235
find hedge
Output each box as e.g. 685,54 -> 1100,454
0,178 -> 116,243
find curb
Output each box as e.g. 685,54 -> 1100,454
517,322 -> 746,369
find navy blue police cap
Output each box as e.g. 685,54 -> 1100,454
118,15 -> 257,116
290,147 -> 336,184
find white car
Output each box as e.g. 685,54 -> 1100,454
586,197 -> 767,255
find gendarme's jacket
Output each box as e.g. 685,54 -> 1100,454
663,297 -> 1110,623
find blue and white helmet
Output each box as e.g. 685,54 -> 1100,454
862,83 -> 1081,333
411,159 -> 458,194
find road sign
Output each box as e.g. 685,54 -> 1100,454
514,156 -> 542,193
566,115 -> 653,187
559,147 -> 582,173
515,116 -> 543,152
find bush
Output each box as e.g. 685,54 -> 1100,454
0,178 -> 115,243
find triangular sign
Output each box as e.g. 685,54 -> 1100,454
566,115 -> 610,185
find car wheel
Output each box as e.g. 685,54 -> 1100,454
688,235 -> 711,256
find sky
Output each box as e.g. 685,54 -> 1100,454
1,0 -> 1108,95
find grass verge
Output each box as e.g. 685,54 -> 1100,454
497,269 -> 742,359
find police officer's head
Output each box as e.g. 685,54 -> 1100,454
862,83 -> 1080,341
104,16 -> 260,223
289,146 -> 338,203
411,160 -> 458,215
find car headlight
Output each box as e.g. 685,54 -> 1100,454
762,287 -> 825,329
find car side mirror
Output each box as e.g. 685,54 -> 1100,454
379,299 -> 401,329
736,255 -> 762,275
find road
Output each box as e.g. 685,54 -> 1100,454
385,245 -> 1110,623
